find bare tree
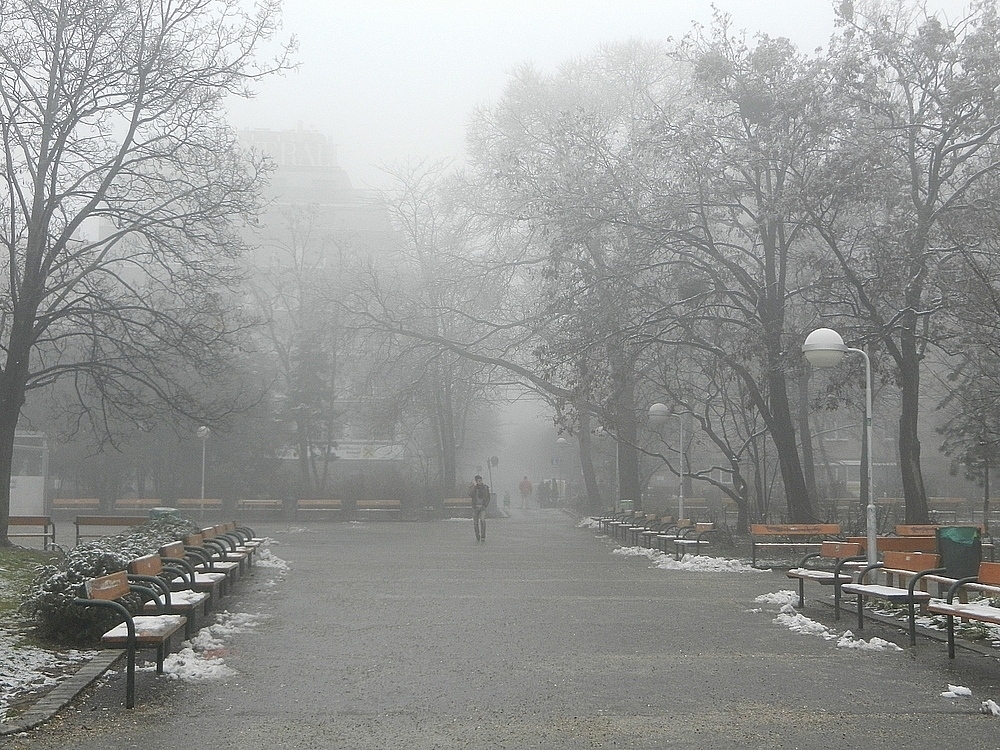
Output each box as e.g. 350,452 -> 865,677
0,0 -> 293,543
817,0 -> 1000,522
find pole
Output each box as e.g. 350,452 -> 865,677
678,415 -> 685,521
849,346 -> 877,565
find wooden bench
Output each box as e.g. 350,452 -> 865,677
296,499 -> 343,516
8,515 -> 56,549
673,523 -> 717,560
639,517 -> 674,548
159,541 -> 228,602
128,554 -> 211,638
750,524 -> 842,567
113,499 -> 162,511
845,535 -> 937,553
927,561 -> 1000,658
654,519 -> 694,553
624,514 -> 659,545
183,532 -> 242,586
236,499 -> 284,514
177,498 -> 224,512
786,541 -> 866,611
841,551 -> 945,645
443,497 -> 471,516
356,499 -> 402,515
198,525 -> 253,574
74,515 -> 150,545
73,570 -> 187,708
52,498 -> 101,512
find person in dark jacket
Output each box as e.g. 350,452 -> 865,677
470,475 -> 490,542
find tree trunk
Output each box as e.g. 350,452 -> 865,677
898,338 -> 929,523
576,412 -> 603,511
615,388 -> 641,511
767,362 -> 815,522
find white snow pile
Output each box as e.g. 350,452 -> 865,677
578,517 -> 602,529
611,544 -> 765,573
755,591 -> 902,651
937,683 -> 1000,717
160,610 -> 269,681
253,544 -> 290,572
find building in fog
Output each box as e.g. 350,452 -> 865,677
240,127 -> 406,502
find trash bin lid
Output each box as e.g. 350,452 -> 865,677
938,526 -> 980,544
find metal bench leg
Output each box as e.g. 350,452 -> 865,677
856,593 -> 865,631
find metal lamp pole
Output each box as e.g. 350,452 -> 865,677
197,425 -> 210,515
803,328 -> 876,565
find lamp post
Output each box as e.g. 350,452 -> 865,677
648,402 -> 686,521
802,328 -> 876,565
555,437 -> 567,506
196,425 -> 210,514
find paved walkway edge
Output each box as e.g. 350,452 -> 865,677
0,651 -> 123,736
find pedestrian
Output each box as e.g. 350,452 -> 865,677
470,474 -> 490,542
518,475 -> 533,509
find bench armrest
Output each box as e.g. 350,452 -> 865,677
128,574 -> 172,609
906,567 -> 948,596
833,555 -> 868,577
856,561 -> 885,584
945,574 -> 983,603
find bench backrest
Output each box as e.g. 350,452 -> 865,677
129,554 -> 164,576
895,524 -> 940,536
9,515 -> 52,526
846,536 -> 937,553
751,523 -> 841,536
694,522 -> 715,532
819,541 -> 863,558
882,551 -> 941,572
184,533 -> 204,547
159,541 -> 186,559
84,571 -> 129,600
75,515 -> 148,526
976,561 -> 1000,586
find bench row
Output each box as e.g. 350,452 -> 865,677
787,542 -> 1000,660
74,521 -> 262,708
595,511 -> 717,560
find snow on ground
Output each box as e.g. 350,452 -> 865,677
753,590 -> 902,651
0,541 -> 289,722
611,543 -> 766,573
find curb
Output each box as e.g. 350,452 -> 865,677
0,650 -> 123,736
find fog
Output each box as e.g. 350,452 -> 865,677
226,0 -> 974,190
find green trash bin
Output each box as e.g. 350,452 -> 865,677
149,507 -> 179,520
936,526 -> 982,579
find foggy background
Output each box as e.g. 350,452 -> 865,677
225,0 -> 971,190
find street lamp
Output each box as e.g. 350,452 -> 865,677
555,437 -> 568,506
196,425 -> 210,514
802,327 -> 877,565
648,402 -> 687,521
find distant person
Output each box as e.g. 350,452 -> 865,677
470,475 -> 491,542
518,475 -> 533,509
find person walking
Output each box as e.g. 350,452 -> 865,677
470,475 -> 490,542
518,475 -> 533,509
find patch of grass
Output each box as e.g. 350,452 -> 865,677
0,546 -> 61,616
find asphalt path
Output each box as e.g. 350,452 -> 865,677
6,510 -> 1000,749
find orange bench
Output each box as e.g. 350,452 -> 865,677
841,551 -> 945,645
750,523 -> 842,567
927,561 -> 1000,658
73,570 -> 187,708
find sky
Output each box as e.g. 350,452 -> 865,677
225,0 -> 977,190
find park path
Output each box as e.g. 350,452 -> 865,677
7,510 -> 1000,749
